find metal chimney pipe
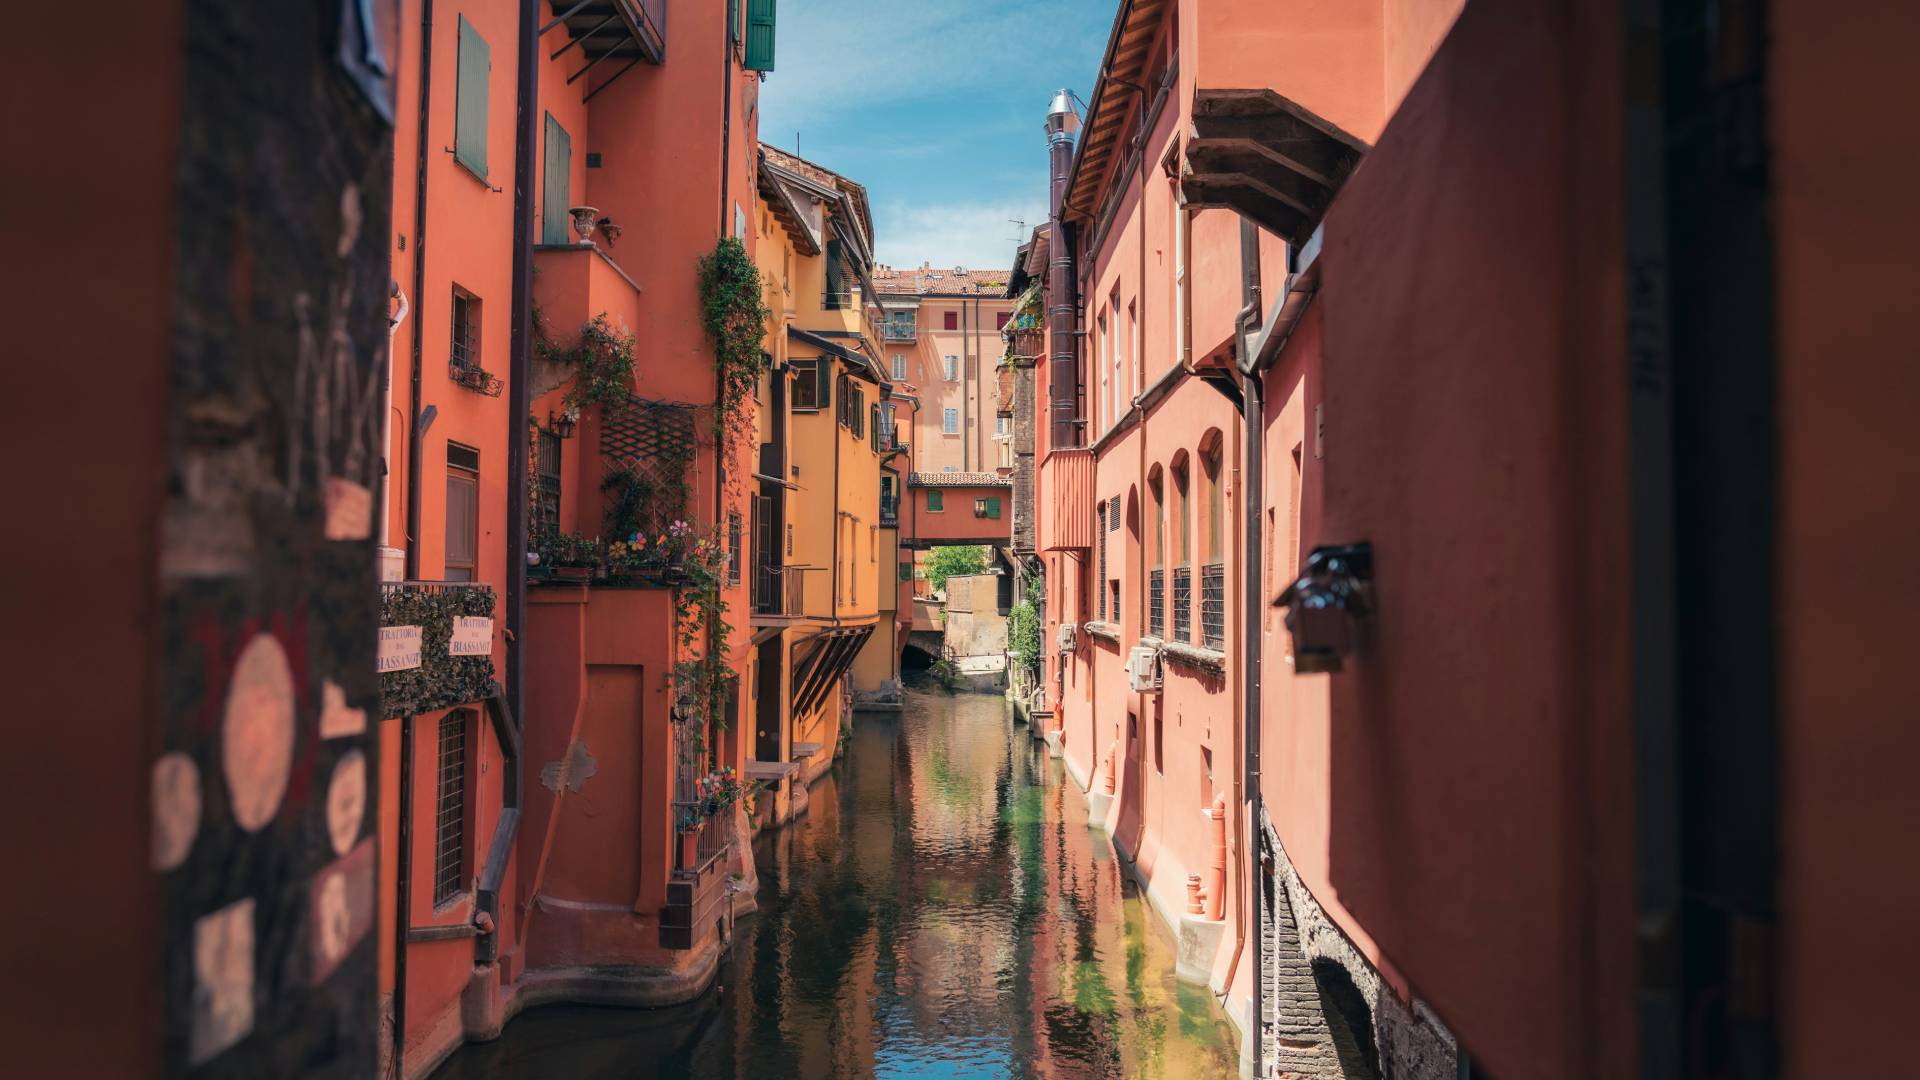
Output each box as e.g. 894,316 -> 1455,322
1045,90 -> 1081,449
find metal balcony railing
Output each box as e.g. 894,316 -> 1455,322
882,320 -> 916,342
879,496 -> 900,529
671,802 -> 728,875
1149,568 -> 1165,639
1172,565 -> 1192,643
1201,562 -> 1226,650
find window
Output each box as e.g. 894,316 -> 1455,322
1108,493 -> 1122,625
943,465 -> 957,472
1095,307 -> 1108,430
1097,501 -> 1108,620
535,430 -> 562,538
942,408 -> 959,434
1127,299 -> 1138,395
445,443 -> 479,582
943,354 -> 959,382
893,354 -> 907,380
870,404 -> 881,451
743,0 -> 777,71
996,311 -> 1011,331
927,490 -> 944,512
1108,289 -> 1121,423
1172,455 -> 1190,642
791,359 -> 826,410
880,402 -> 896,449
727,511 -> 742,586
971,496 -> 1001,519
450,287 -> 480,371
943,310 -> 958,331
1149,470 -> 1165,639
824,238 -> 846,309
454,17 -> 490,180
995,414 -> 1010,436
433,710 -> 469,905
541,113 -> 571,244
1202,441 -> 1225,649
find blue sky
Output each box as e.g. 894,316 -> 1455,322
757,0 -> 1114,272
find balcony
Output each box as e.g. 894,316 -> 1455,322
881,318 -> 916,342
753,565 -> 812,619
1041,448 -> 1094,551
879,494 -> 900,529
378,581 -> 497,719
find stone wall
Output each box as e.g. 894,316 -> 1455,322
1258,816 -> 1459,1079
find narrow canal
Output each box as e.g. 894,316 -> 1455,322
435,684 -> 1241,1078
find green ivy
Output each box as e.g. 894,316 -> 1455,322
697,237 -> 773,473
1008,598 -> 1043,678
538,313 -> 637,412
379,585 -> 498,719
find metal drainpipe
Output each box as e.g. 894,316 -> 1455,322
403,0 -> 435,584
1230,216 -> 1265,1076
394,0 -> 435,1065
504,0 -> 535,816
393,715 -> 414,1075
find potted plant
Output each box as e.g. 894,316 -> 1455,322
541,531 -> 601,581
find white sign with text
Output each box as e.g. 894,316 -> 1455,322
377,625 -> 422,672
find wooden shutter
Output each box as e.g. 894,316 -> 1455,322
445,468 -> 478,581
744,0 -> 776,72
824,238 -> 843,308
987,497 -> 1002,520
455,17 -> 490,180
541,113 -> 571,245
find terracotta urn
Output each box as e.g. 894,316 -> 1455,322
569,206 -> 600,245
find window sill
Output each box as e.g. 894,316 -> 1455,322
1083,621 -> 1121,645
1159,639 -> 1226,676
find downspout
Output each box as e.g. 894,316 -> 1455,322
483,0 -> 538,968
394,1 -> 434,1065
403,0 -> 435,583
1131,86 -> 1151,856
382,284 -> 408,552
1222,217 -> 1264,1071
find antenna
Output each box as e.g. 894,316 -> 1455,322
1008,218 -> 1027,244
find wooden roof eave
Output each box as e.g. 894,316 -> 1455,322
1181,88 -> 1371,246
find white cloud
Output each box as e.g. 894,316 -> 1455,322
875,197 -> 1048,270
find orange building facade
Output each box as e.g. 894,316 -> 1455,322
375,2 -> 766,1076
1020,1 -> 1920,1078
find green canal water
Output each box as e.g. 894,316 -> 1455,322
434,684 -> 1242,1078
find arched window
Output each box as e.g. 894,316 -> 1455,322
1170,451 -> 1191,642
1200,431 -> 1225,649
1147,466 -> 1165,639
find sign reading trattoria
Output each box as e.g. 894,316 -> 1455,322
377,625 -> 422,672
449,616 -> 494,656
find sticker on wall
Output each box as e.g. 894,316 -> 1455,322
324,750 -> 367,856
309,840 -> 374,985
318,679 -> 367,739
449,615 -> 493,656
190,897 -> 255,1065
222,634 -> 296,832
323,477 -> 373,540
377,625 -> 422,672
151,751 -> 202,871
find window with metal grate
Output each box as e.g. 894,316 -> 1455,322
1149,567 -> 1165,639
1201,562 -> 1226,650
433,711 -> 468,905
1173,565 -> 1192,642
1097,502 -> 1108,621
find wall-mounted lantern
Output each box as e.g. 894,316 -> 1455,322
549,406 -> 580,439
1274,543 -> 1373,674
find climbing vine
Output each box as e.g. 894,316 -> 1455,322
538,313 -> 637,412
1008,598 -> 1043,679
697,236 -> 772,487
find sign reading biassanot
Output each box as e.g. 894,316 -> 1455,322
377,625 -> 423,672
449,616 -> 494,656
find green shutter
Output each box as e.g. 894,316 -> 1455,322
744,0 -> 776,72
987,497 -> 1002,520
455,17 -> 490,180
928,491 -> 943,512
728,0 -> 741,43
899,563 -> 912,582
541,113 -> 571,244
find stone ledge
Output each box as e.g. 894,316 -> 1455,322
1161,639 -> 1226,676
1083,620 -> 1121,645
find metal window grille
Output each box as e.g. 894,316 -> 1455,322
1098,503 -> 1108,620
1173,565 -> 1192,642
727,512 -> 742,586
1201,562 -> 1226,649
433,711 -> 468,905
535,431 -> 562,539
1149,567 -> 1165,638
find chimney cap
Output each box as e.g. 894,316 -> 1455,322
1045,88 -> 1081,142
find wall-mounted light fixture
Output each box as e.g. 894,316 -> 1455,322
1274,543 -> 1373,674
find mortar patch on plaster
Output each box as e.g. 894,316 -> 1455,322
222,633 -> 295,832
540,739 -> 599,794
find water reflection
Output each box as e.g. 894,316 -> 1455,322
434,685 -> 1240,1079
